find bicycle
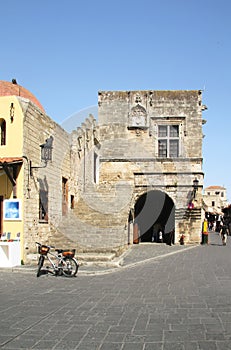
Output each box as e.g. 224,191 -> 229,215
36,242 -> 79,278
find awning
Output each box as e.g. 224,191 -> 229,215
0,158 -> 23,197
0,157 -> 23,165
214,209 -> 224,216
205,207 -> 224,216
202,200 -> 224,216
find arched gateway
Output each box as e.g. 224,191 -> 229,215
133,190 -> 175,244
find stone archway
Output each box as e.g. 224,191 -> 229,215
133,190 -> 175,243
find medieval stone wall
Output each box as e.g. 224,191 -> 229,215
21,90 -> 206,257
60,90 -> 206,251
20,98 -> 73,261
95,90 -> 205,244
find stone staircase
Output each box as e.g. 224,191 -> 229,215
27,247 -> 123,267
76,251 -> 123,268
34,184 -> 128,266
44,189 -> 129,266
176,207 -> 202,243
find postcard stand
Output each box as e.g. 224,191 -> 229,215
0,233 -> 21,267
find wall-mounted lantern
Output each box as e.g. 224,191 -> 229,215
30,136 -> 53,176
192,178 -> 199,198
40,136 -> 53,163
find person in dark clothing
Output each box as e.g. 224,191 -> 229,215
165,229 -> 175,246
220,224 -> 228,246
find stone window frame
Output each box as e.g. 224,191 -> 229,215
151,116 -> 186,158
158,125 -> 179,158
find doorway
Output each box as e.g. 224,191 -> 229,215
62,177 -> 68,216
133,190 -> 175,243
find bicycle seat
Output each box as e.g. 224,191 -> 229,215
62,249 -> 75,257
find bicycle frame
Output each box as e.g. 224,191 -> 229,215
36,242 -> 79,277
44,250 -> 64,274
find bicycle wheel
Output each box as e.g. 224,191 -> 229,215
62,257 -> 78,277
37,256 -> 44,277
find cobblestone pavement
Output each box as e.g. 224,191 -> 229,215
1,231 -> 231,349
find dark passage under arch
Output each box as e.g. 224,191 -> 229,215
134,190 -> 175,243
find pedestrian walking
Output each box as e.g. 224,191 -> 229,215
166,228 -> 175,245
158,229 -> 163,243
220,223 -> 228,246
201,218 -> 209,244
212,221 -> 216,231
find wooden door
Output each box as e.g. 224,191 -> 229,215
62,178 -> 68,215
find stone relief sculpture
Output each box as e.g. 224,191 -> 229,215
128,102 -> 147,128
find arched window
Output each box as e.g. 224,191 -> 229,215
0,119 -> 6,145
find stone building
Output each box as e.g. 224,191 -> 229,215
203,185 -> 229,232
59,90 -> 207,251
0,82 -> 207,264
203,185 -> 228,215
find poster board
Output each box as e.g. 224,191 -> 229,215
3,199 -> 22,221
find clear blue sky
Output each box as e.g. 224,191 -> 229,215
1,0 -> 231,200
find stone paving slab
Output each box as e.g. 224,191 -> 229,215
0,231 -> 231,349
0,241 -> 196,276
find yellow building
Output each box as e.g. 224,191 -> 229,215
0,80 -> 72,265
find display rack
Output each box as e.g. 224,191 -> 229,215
0,241 -> 21,267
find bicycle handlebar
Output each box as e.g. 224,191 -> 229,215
35,242 -> 55,249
